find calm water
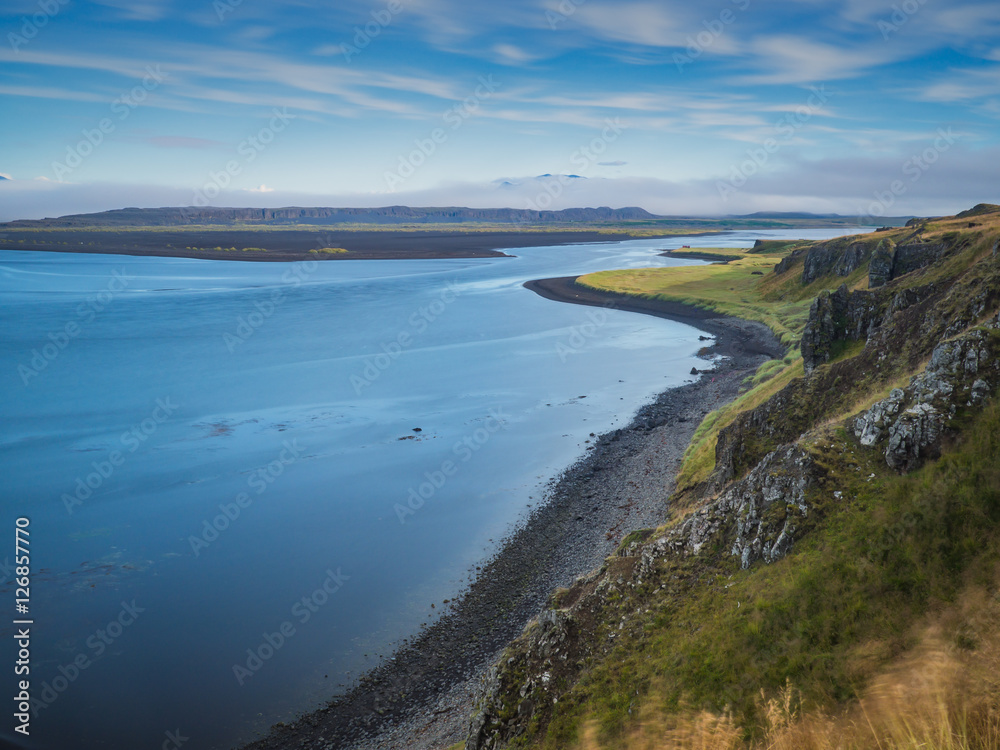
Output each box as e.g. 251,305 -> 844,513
0,228 -> 862,749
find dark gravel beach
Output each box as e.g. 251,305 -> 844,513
239,277 -> 784,750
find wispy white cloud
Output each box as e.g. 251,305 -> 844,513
572,2 -> 683,47
90,0 -> 172,21
143,136 -> 227,149
733,35 -> 897,85
0,85 -> 108,102
492,43 -> 539,65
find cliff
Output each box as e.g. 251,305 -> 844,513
464,205 -> 1000,749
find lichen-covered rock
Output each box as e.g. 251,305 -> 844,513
801,238 -> 875,284
774,247 -> 808,275
893,241 -> 951,278
854,327 -> 999,471
885,402 -> 943,471
646,445 -> 815,571
467,609 -> 580,750
801,284 -> 883,372
801,285 -> 847,372
854,388 -> 905,446
868,239 -> 895,288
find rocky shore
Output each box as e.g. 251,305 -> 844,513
239,277 -> 784,750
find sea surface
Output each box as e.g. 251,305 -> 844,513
0,228 -> 863,749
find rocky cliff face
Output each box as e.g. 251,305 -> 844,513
649,444 -> 817,570
800,237 -> 874,283
800,284 -> 883,372
466,215 -> 1000,750
786,226 -> 966,291
854,322 -> 1000,471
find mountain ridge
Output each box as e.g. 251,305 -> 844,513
0,205 -> 659,227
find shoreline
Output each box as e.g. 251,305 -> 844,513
239,278 -> 783,750
0,229 -> 724,263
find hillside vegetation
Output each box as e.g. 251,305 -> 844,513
465,205 -> 1000,750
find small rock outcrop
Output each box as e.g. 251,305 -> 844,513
868,239 -> 895,287
892,241 -> 952,278
800,284 -> 883,372
650,445 -> 816,570
854,326 -> 1000,471
801,238 -> 875,284
467,610 -> 581,750
774,247 -> 808,275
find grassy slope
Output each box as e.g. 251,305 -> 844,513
579,214 -> 1000,492
579,243 -> 816,491
539,392 -> 1000,750
580,245 -> 814,349
512,210 -> 1000,750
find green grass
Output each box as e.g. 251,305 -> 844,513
309,247 -> 348,255
538,396 -> 1000,749
677,357 -> 805,490
184,245 -> 268,252
578,256 -> 819,491
579,255 -> 812,348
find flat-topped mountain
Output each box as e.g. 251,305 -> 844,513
0,205 -> 660,228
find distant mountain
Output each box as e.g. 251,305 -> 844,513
0,174 -> 8,181
1,205 -> 659,228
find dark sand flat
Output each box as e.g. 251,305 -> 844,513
0,229 -> 670,262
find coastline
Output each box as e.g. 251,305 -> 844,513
0,229 -> 720,263
239,278 -> 784,750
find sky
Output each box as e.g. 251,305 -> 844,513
0,0 -> 998,221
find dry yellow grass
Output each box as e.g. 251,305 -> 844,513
566,583 -> 1000,750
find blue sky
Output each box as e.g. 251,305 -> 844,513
1,0 -> 998,220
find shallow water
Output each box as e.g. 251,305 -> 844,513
0,228 -> 863,749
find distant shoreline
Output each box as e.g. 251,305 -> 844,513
0,228 -> 723,262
